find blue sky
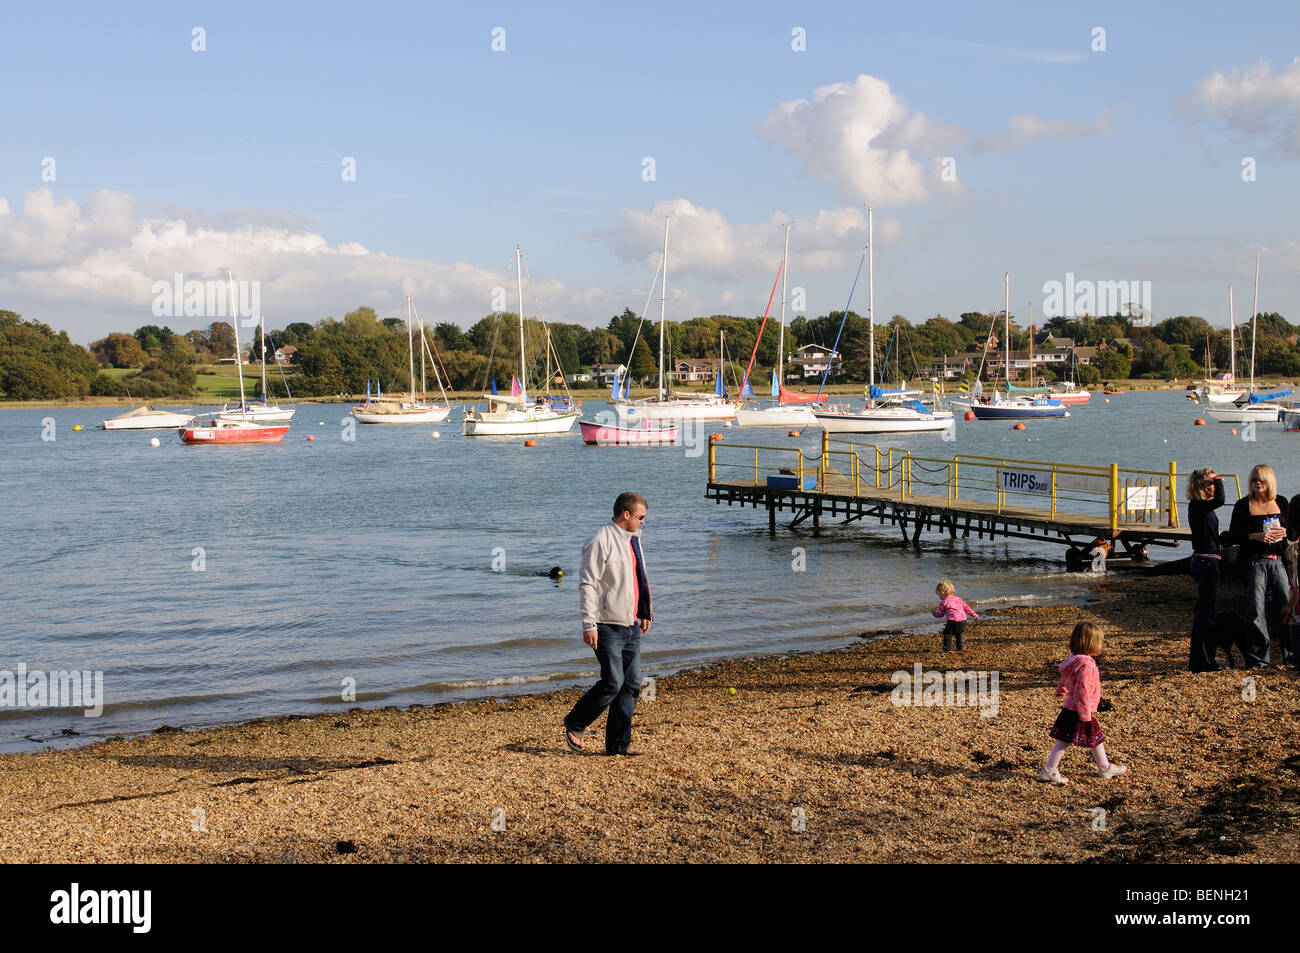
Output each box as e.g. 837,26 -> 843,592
2,0 -> 1298,341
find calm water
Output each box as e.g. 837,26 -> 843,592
2,392 -> 1296,752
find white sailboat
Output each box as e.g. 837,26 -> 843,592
613,217 -> 737,424
462,247 -> 580,436
102,404 -> 194,430
353,295 -> 453,424
1193,287 -> 1246,403
219,315 -> 295,423
1207,255 -> 1290,423
813,207 -> 955,434
735,225 -> 818,429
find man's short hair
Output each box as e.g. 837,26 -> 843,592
613,492 -> 647,518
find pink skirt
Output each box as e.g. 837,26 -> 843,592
1049,707 -> 1105,748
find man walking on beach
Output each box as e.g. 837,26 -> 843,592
564,492 -> 651,756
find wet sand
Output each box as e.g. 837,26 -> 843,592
1,573 -> 1295,863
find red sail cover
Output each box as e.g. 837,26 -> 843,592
778,385 -> 821,404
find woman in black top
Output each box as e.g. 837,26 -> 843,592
1227,463 -> 1288,668
1186,468 -> 1225,671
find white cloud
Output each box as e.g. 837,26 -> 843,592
601,198 -> 907,281
758,75 -> 962,206
0,189 -> 618,340
1183,58 -> 1300,157
972,108 -> 1117,153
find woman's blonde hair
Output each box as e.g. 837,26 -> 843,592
1069,621 -> 1104,656
1249,464 -> 1277,501
935,579 -> 955,597
1187,467 -> 1216,500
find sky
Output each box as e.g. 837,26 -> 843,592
2,0 -> 1299,343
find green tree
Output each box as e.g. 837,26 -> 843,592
90,332 -> 147,367
1093,347 -> 1131,380
631,338 -> 655,382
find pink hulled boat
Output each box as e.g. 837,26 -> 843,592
579,418 -> 677,446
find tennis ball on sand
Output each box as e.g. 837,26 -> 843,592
728,687 -> 737,696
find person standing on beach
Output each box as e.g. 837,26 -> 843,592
1228,464 -> 1288,668
1186,468 -> 1226,672
1038,622 -> 1126,784
932,579 -> 978,652
564,492 -> 651,756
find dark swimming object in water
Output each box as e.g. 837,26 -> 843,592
534,566 -> 563,579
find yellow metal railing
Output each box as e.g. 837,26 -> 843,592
711,435 -> 1208,533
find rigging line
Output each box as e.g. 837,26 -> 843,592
622,256 -> 664,379
519,257 -> 575,401
819,247 -> 867,399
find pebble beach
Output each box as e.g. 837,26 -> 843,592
1,573 -> 1295,863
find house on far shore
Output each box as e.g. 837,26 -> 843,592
590,363 -> 626,386
273,345 -> 298,364
790,344 -> 842,379
669,359 -> 718,383
216,355 -> 251,365
566,370 -> 592,385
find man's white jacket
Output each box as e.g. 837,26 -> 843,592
579,520 -> 649,630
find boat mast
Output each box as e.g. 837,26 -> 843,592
406,294 -> 417,397
1249,254 -> 1260,394
1004,273 -> 1011,390
1028,301 -> 1033,387
517,246 -> 527,400
658,216 -> 669,402
228,271 -> 248,408
779,224 -> 790,392
419,315 -> 428,399
260,315 -> 268,401
867,205 -> 874,403
1227,284 -> 1237,382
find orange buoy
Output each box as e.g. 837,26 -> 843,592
307,435 -> 315,441
788,430 -> 800,437
1013,422 -> 1026,430
963,411 -> 975,421
711,433 -> 723,442
1194,418 -> 1206,426
524,439 -> 537,447
1229,429 -> 1237,436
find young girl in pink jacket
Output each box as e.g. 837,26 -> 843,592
932,579 -> 978,651
1038,621 -> 1127,784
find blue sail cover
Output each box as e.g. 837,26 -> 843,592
771,369 -> 780,397
741,378 -> 755,399
905,399 -> 932,415
1249,389 -> 1293,403
489,377 -> 497,396
869,385 -> 909,399
623,373 -> 631,398
610,370 -> 621,400
365,380 -> 371,400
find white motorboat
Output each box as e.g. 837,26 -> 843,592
734,403 -> 818,428
814,398 -> 954,434
101,405 -> 194,430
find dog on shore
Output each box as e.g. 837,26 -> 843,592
1212,612 -> 1249,668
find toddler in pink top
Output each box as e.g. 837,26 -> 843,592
932,579 -> 978,652
1038,621 -> 1128,784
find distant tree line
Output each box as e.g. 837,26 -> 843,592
3,303 -> 1298,400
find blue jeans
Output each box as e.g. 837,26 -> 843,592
565,623 -> 642,754
1189,556 -> 1220,671
1245,557 -> 1288,666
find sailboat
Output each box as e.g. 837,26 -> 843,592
950,274 -> 1067,420
735,226 -> 819,428
352,295 -> 453,424
1040,307 -> 1090,405
612,217 -> 737,424
102,387 -> 193,430
180,273 -> 290,444
1206,255 -> 1290,423
218,315 -> 295,423
813,207 -> 955,434
1192,288 -> 1246,404
462,247 -> 580,436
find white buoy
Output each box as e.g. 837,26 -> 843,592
429,431 -> 440,439
723,421 -> 733,428
149,437 -> 160,447
318,421 -> 325,426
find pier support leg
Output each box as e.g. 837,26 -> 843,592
813,501 -> 821,535
911,508 -> 925,543
768,501 -> 776,536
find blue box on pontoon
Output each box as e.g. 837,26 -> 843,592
766,475 -> 816,490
